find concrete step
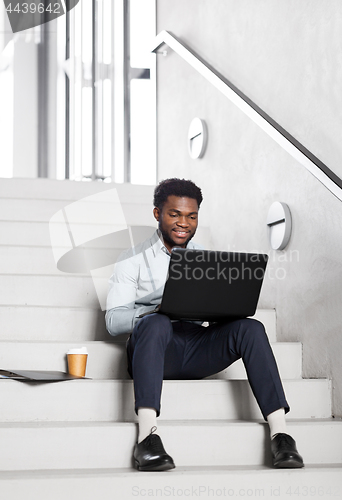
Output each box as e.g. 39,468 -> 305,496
0,220 -> 211,248
0,225 -> 212,273
0,306 -> 108,341
0,419 -> 340,470
0,245 -> 122,276
0,306 -> 277,342
0,221 -> 56,246
251,308 -> 276,342
0,340 -> 301,380
0,274 -> 99,308
209,342 -> 301,380
0,197 -> 156,226
0,178 -> 155,202
0,379 -> 331,422
1,465 -> 341,500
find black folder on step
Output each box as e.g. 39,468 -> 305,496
0,370 -> 89,381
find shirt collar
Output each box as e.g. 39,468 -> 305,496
150,229 -> 170,256
150,229 -> 195,257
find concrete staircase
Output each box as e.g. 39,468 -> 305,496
0,178 -> 341,500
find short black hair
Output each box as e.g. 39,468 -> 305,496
153,178 -> 203,210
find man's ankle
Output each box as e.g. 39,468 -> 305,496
138,407 -> 157,443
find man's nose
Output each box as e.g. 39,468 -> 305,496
177,217 -> 189,227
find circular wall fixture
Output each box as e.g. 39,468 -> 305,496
188,118 -> 208,159
267,202 -> 292,250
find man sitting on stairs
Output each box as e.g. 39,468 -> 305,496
106,177 -> 304,472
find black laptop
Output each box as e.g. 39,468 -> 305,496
140,248 -> 268,322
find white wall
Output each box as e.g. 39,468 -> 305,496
0,5 -> 14,177
0,3 -> 58,179
0,6 -> 4,55
12,36 -> 39,177
156,0 -> 342,416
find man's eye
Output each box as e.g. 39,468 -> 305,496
170,214 -> 177,217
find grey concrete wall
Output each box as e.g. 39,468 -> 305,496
156,0 -> 342,416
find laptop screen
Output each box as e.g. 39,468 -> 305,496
160,249 -> 268,321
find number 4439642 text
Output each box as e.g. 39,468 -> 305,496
6,3 -> 62,14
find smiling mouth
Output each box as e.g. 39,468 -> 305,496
173,230 -> 189,237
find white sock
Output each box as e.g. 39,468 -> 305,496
137,407 -> 157,443
267,408 -> 287,439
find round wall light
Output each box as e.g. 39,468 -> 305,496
267,202 -> 292,250
188,118 -> 208,159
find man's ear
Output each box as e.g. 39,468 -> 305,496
153,207 -> 160,222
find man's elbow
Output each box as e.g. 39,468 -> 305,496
105,308 -> 131,337
105,309 -> 121,337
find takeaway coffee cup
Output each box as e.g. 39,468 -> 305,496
67,347 -> 88,377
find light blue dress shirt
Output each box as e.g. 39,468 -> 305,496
105,229 -> 203,336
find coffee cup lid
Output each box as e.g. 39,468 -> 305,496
67,346 -> 88,355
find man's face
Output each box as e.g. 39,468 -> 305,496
153,195 -> 199,253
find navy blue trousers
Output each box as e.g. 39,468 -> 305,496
126,313 -> 289,420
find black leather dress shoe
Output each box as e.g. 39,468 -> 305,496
271,433 -> 304,468
133,430 -> 175,471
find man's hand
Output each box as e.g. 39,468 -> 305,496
138,304 -> 161,318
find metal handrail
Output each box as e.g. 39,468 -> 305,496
152,30 -> 342,202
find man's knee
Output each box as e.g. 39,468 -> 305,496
241,317 -> 266,332
237,318 -> 268,343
